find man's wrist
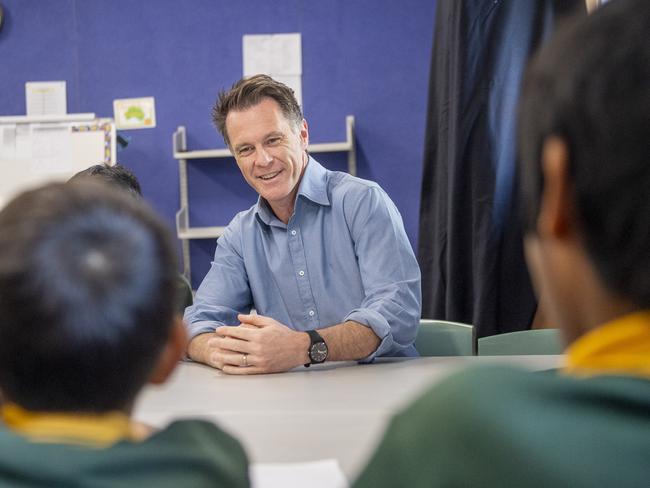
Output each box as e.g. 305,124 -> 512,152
303,329 -> 328,366
296,331 -> 311,367
187,333 -> 212,363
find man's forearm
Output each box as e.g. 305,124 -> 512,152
318,320 -> 381,361
186,333 -> 213,364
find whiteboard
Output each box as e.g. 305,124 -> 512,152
0,116 -> 116,208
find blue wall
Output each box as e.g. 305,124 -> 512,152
0,0 -> 436,287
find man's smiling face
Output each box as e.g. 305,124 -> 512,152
226,97 -> 308,217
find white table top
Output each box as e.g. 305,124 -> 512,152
133,355 -> 563,481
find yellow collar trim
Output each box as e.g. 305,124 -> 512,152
1,403 -> 134,447
564,310 -> 650,379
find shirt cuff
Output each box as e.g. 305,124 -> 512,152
186,320 -> 218,341
343,309 -> 393,362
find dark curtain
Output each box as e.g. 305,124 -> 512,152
418,0 -> 585,338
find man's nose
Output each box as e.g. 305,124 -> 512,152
256,147 -> 273,166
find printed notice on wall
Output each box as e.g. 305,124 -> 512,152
113,97 -> 156,130
25,81 -> 67,116
243,33 -> 302,106
30,124 -> 72,175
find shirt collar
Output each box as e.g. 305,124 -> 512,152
1,403 -> 136,447
255,156 -> 331,226
563,310 -> 650,379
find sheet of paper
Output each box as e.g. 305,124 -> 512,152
72,130 -> 106,164
271,33 -> 302,75
250,459 -> 348,488
0,124 -> 16,161
272,75 -> 302,106
15,124 -> 32,160
243,33 -> 303,106
25,81 -> 67,116
243,34 -> 273,76
113,97 -> 157,130
243,33 -> 302,76
29,124 -> 72,175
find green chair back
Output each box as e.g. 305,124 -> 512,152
175,274 -> 194,315
478,329 -> 563,356
415,319 -> 476,356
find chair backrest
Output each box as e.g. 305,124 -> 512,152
478,329 -> 563,356
175,274 -> 194,314
415,319 -> 476,356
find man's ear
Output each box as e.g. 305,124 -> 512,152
537,136 -> 575,240
148,315 -> 187,385
299,119 -> 309,148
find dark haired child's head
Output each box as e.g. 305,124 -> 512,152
69,163 -> 142,198
0,182 -> 185,413
518,0 -> 650,338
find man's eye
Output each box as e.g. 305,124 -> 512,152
238,147 -> 253,156
267,137 -> 281,145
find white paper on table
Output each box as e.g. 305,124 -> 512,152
250,459 -> 348,488
26,81 -> 67,116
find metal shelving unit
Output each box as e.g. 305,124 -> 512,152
172,115 -> 355,281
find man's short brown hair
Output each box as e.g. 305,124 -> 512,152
212,74 -> 303,146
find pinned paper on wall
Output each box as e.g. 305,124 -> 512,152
0,118 -> 115,209
113,97 -> 156,130
243,33 -> 303,106
30,124 -> 73,175
0,125 -> 16,160
25,81 -> 67,116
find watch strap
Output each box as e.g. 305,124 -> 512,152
304,329 -> 326,367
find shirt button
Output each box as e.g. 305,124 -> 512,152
308,310 -> 315,317
290,230 -> 297,236
298,270 -> 305,276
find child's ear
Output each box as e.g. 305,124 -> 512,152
537,136 -> 575,241
148,315 -> 187,385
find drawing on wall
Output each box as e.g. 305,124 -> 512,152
113,97 -> 156,130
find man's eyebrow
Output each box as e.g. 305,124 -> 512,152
233,132 -> 285,150
233,142 -> 252,151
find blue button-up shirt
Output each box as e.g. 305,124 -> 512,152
184,158 -> 421,360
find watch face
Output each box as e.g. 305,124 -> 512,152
309,342 -> 328,363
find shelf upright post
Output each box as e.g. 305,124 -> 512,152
346,115 -> 356,176
173,126 -> 192,282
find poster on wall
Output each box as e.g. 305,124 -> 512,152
243,33 -> 302,106
25,81 -> 67,116
113,97 -> 156,130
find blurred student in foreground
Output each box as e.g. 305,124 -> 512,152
354,0 -> 650,486
0,181 -> 248,486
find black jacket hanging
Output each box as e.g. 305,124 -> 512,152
418,0 -> 585,338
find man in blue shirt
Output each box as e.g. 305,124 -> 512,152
185,75 -> 421,374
